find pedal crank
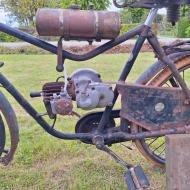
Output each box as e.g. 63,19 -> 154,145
93,136 -> 150,190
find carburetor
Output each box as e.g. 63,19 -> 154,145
70,69 -> 114,110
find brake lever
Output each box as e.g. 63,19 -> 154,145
113,0 -> 129,8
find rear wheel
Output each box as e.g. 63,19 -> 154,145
133,55 -> 190,167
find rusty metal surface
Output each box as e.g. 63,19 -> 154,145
42,81 -> 75,118
55,97 -> 73,116
147,31 -> 190,104
117,82 -> 190,131
36,8 -> 121,40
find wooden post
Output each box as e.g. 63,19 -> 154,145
166,134 -> 190,190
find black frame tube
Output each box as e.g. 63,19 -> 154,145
0,21 -> 176,144
0,23 -> 143,61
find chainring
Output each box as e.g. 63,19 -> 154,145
75,110 -> 120,144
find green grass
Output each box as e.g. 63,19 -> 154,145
0,53 -> 165,190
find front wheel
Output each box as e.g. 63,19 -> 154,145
133,53 -> 190,167
0,91 -> 19,165
0,114 -> 5,157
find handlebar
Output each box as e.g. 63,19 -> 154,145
113,0 -> 190,9
113,0 -> 129,8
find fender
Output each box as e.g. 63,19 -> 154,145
0,91 -> 19,165
136,51 -> 190,84
0,114 -> 5,156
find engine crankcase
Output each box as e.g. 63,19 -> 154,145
71,68 -> 114,110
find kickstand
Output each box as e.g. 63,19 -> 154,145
93,136 -> 150,190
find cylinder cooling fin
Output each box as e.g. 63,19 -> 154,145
167,4 -> 181,26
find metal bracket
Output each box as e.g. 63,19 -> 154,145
147,31 -> 190,104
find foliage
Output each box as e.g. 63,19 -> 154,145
157,16 -> 178,38
2,0 -> 61,26
177,5 -> 190,38
120,23 -> 139,34
120,8 -> 148,24
0,32 -> 20,42
60,0 -> 110,10
2,0 -> 110,27
178,17 -> 190,38
155,14 -> 164,24
185,25 -> 190,37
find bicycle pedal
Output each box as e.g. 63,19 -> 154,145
124,166 -> 150,190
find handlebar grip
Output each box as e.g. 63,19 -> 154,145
30,92 -> 42,98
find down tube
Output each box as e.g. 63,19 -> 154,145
0,73 -> 93,141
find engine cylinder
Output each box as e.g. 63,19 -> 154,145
36,8 -> 121,41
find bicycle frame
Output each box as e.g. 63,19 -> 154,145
0,8 -> 189,145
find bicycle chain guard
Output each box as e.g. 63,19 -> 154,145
117,82 -> 190,131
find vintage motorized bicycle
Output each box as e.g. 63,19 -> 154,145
1,0 -> 190,189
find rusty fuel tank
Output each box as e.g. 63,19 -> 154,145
36,8 -> 121,41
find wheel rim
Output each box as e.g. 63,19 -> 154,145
135,61 -> 190,166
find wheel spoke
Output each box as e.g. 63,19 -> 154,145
169,77 -> 179,87
157,147 -> 166,156
165,82 -> 171,87
153,141 -> 165,153
147,137 -> 159,147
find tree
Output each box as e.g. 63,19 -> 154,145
3,0 -> 110,27
120,8 -> 148,24
60,0 -> 110,10
2,0 -> 61,26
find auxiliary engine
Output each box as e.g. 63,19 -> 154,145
31,69 -> 114,118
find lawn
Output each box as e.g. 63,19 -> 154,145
0,53 -> 165,190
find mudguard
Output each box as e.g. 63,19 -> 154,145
136,52 -> 190,85
0,114 -> 5,156
0,91 -> 19,165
